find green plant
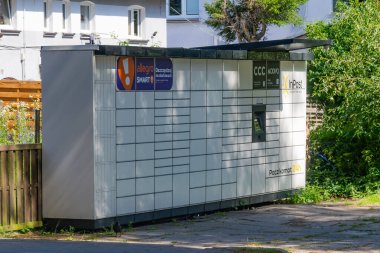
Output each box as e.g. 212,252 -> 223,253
126,221 -> 134,232
239,199 -> 249,207
287,186 -> 330,204
59,226 -> 75,235
102,225 -> 116,236
0,227 -> 6,237
110,32 -> 129,46
0,103 -> 11,144
0,102 -> 39,144
19,227 -> 31,234
305,0 -> 380,199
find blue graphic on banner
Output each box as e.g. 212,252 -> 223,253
155,58 -> 173,90
136,58 -> 155,90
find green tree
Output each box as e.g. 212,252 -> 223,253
204,0 -> 307,42
306,0 -> 380,196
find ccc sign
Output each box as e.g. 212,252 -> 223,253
254,65 -> 266,76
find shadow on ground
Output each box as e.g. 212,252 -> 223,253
122,204 -> 380,253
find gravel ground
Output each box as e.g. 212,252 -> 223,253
121,203 -> 380,253
1,203 -> 379,253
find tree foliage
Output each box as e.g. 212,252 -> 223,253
204,0 -> 307,42
306,0 -> 380,196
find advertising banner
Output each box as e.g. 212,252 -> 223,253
253,61 -> 267,89
266,61 -> 280,89
116,57 -> 173,91
155,58 -> 173,90
253,61 -> 281,89
136,58 -> 155,90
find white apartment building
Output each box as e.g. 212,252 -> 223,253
0,0 -> 167,80
166,0 -> 334,48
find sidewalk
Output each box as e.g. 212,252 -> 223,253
122,203 -> 380,253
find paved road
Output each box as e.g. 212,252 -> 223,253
0,240 -> 232,253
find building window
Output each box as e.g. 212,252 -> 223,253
168,0 -> 199,18
128,6 -> 145,38
252,105 -> 266,143
80,5 -> 89,30
43,0 -> 52,31
186,0 -> 198,15
169,0 -> 181,15
62,3 -> 66,29
0,0 -> 11,25
80,1 -> 94,32
61,0 -> 71,32
43,2 -> 47,28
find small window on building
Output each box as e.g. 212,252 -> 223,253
168,0 -> 199,18
62,3 -> 67,29
252,105 -> 266,143
43,0 -> 52,31
186,0 -> 198,15
61,1 -> 71,32
169,0 -> 181,15
80,1 -> 94,32
43,2 -> 47,28
0,0 -> 11,26
128,6 -> 144,38
80,5 -> 90,30
62,4 -> 66,29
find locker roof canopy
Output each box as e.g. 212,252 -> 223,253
194,38 -> 331,52
41,39 -> 331,61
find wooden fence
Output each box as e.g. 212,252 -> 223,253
0,144 -> 42,231
0,80 -> 41,107
0,80 -> 42,129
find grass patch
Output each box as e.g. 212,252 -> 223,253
285,186 -> 330,204
234,247 -> 288,253
357,193 -> 380,206
284,186 -> 380,206
0,225 -> 128,242
350,223 -> 367,229
360,217 -> 380,223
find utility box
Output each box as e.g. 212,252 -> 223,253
41,40 -> 329,229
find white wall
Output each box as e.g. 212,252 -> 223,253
0,0 -> 166,80
167,0 -> 333,47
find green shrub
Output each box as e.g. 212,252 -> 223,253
303,0 -> 380,199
